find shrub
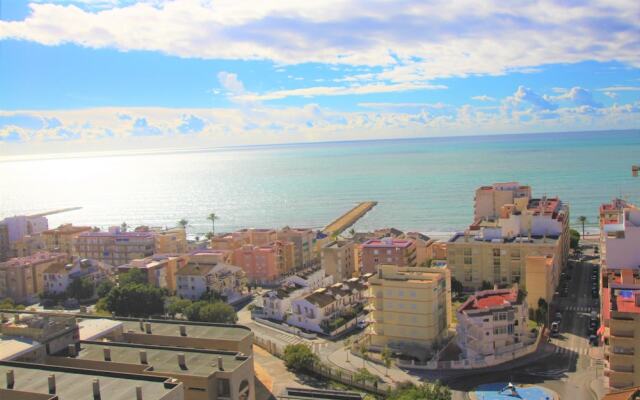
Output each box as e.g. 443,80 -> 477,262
283,344 -> 318,371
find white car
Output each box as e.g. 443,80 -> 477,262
356,320 -> 369,329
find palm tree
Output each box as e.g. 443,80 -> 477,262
348,228 -> 356,238
207,213 -> 219,236
577,216 -> 588,238
121,222 -> 128,232
178,219 -> 188,229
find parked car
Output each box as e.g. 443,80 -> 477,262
550,321 -> 560,337
356,320 -> 369,329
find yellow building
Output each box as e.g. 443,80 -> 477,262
11,234 -> 46,258
321,240 -> 355,282
41,224 -> 92,255
119,254 -> 189,293
152,227 -> 188,254
447,234 -> 561,309
0,252 -> 69,303
368,264 -> 451,358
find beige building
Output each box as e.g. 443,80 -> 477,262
474,182 -> 532,221
360,238 -> 417,275
46,341 -> 254,400
151,227 -> 188,254
119,254 -> 189,293
1,313 -> 79,358
277,227 -> 317,269
368,265 -> 451,358
0,252 -> 69,303
176,254 -> 247,303
0,224 -> 11,262
321,240 -> 355,282
404,232 -> 437,266
41,224 -> 92,255
11,234 -> 46,258
74,227 -> 155,266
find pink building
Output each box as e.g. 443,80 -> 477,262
233,244 -> 279,284
360,238 -> 417,274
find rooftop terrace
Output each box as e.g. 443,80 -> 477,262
121,319 -> 252,341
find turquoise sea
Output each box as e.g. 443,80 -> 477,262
1,130 -> 639,237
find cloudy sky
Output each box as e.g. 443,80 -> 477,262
1,0 -> 639,158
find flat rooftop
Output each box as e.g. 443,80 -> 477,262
75,342 -> 246,376
0,337 -> 40,361
449,232 -> 559,245
121,319 -> 252,341
362,238 -> 413,248
78,319 -> 124,341
0,362 -> 179,400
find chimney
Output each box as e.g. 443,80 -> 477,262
179,325 -> 187,336
48,374 -> 56,394
92,379 -> 101,399
68,344 -> 77,357
145,322 -> 152,334
139,319 -> 144,331
139,350 -> 148,364
217,356 -> 224,371
103,348 -> 111,361
6,369 -> 14,389
177,353 -> 186,369
136,386 -> 143,400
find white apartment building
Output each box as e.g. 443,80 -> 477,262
600,199 -> 640,270
176,255 -> 247,303
43,258 -> 113,295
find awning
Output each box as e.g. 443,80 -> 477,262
597,325 -> 606,336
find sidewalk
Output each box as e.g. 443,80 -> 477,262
326,346 -> 420,385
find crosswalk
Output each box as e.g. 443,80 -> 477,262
563,305 -> 594,312
554,346 -> 591,355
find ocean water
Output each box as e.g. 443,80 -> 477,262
1,130 -> 639,237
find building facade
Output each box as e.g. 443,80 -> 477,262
176,253 -> 247,302
118,254 -> 188,293
368,265 -> 451,357
360,238 -> 417,275
74,226 -> 155,266
0,252 -> 69,303
600,199 -> 640,270
321,240 -> 355,282
277,227 -> 317,269
232,241 -> 294,284
43,258 -> 113,295
456,287 -> 529,361
41,224 -> 92,255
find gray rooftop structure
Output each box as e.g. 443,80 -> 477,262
0,361 -> 182,400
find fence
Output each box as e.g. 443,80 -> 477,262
252,314 -> 317,339
254,335 -> 390,396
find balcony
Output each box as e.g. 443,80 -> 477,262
610,330 -> 635,339
609,364 -> 634,373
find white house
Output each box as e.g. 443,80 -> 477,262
289,274 -> 371,334
283,266 -> 333,290
456,286 -> 530,361
43,258 -> 113,295
176,258 -> 247,303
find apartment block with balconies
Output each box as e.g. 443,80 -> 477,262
361,238 -> 417,275
321,239 -> 355,282
74,226 -> 155,266
604,287 -> 640,389
41,224 -> 92,256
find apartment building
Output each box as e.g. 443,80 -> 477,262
245,228 -> 277,246
233,241 -> 294,284
135,226 -> 188,254
360,238 -> 417,275
321,240 -> 356,282
368,265 -> 451,357
1,313 -> 80,357
603,286 -> 640,389
176,253 -> 247,302
41,224 -> 92,255
404,232 -> 437,266
0,215 -> 49,243
11,234 -> 46,258
473,182 -> 532,221
289,275 -> 371,334
456,287 -> 529,361
600,199 -> 640,270
74,226 -> 155,266
43,258 -> 113,295
119,254 -> 188,293
45,341 -> 255,400
277,227 -> 317,269
0,252 -> 69,303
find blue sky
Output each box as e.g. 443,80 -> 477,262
1,0 -> 639,158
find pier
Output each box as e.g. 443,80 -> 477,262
322,201 -> 377,236
29,207 -> 82,218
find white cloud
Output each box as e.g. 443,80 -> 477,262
597,86 -> 640,92
603,91 -> 617,99
471,95 -> 495,102
217,71 -> 245,94
358,102 -> 449,109
0,0 -> 638,82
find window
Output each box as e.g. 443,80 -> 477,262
464,256 -> 472,265
217,379 -> 231,398
492,248 -> 501,257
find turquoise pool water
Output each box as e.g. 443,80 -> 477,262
474,382 -> 554,400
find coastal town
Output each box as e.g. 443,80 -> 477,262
0,182 -> 638,400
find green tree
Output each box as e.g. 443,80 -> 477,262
66,277 -> 95,300
205,231 -> 215,240
184,301 -> 205,321
480,280 -> 493,290
0,298 -> 16,310
178,219 -> 188,229
118,268 -> 147,287
166,296 -> 192,317
97,281 -> 114,298
283,344 -> 318,372
200,290 -> 226,303
577,216 -> 588,238
207,213 -> 219,236
382,346 -> 392,376
121,221 -> 128,232
388,381 -> 451,400
569,229 -> 580,250
104,284 -> 165,317
348,228 -> 356,237
197,302 -> 237,324
353,368 -> 378,384
450,277 -> 464,295
537,298 -> 549,326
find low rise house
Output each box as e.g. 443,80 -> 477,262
0,252 -> 68,303
118,254 -> 188,293
289,275 -> 371,334
176,253 -> 247,303
43,258 -> 113,295
456,287 -> 529,361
